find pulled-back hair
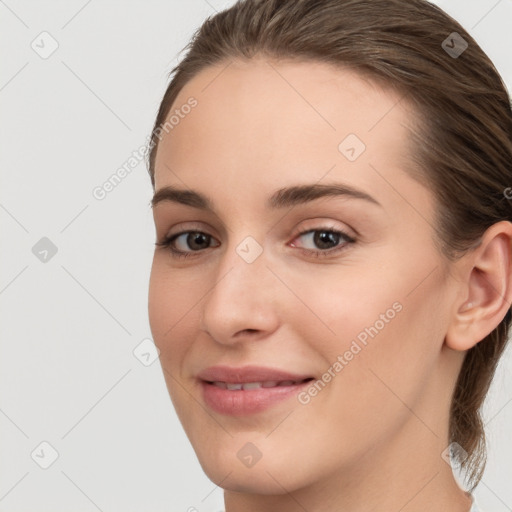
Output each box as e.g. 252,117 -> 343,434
146,0 -> 512,490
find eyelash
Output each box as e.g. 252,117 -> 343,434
155,227 -> 356,260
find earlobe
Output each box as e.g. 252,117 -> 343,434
445,221 -> 512,352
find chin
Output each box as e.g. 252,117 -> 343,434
192,437 -> 317,496
200,461 -> 299,495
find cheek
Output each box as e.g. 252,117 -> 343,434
148,263 -> 171,342
148,262 -> 200,366
148,265 -> 203,421
293,261 -> 447,411
298,245 -> 447,353
289,267 -> 404,353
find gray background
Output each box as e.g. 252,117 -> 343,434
1,1 -> 511,511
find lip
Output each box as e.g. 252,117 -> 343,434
198,365 -> 314,383
198,365 -> 315,416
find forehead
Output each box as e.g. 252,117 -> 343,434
153,57 -> 419,205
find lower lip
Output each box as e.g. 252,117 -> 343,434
200,380 -> 313,416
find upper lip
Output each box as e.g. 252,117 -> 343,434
198,365 -> 314,383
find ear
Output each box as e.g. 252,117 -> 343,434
445,220 -> 512,351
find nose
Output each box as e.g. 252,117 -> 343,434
199,238 -> 280,345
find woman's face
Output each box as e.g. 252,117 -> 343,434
148,58 -> 464,496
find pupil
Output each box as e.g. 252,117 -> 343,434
188,232 -> 209,250
314,231 -> 339,249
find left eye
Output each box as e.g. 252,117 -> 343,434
291,228 -> 355,253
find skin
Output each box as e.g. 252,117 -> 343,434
148,56 -> 512,512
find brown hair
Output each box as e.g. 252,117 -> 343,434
146,0 -> 512,490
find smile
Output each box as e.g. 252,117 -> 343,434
200,378 -> 314,415
209,379 -> 312,390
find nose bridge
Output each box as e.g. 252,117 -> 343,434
200,233 -> 278,341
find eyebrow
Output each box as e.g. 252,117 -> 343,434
151,182 -> 382,211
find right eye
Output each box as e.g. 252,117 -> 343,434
155,231 -> 220,259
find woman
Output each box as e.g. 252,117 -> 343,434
146,0 -> 512,510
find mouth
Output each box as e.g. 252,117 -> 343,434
205,378 -> 314,390
197,365 -> 315,384
198,366 -> 316,416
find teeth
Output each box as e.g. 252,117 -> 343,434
242,382 -> 263,390
211,379 -> 308,390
